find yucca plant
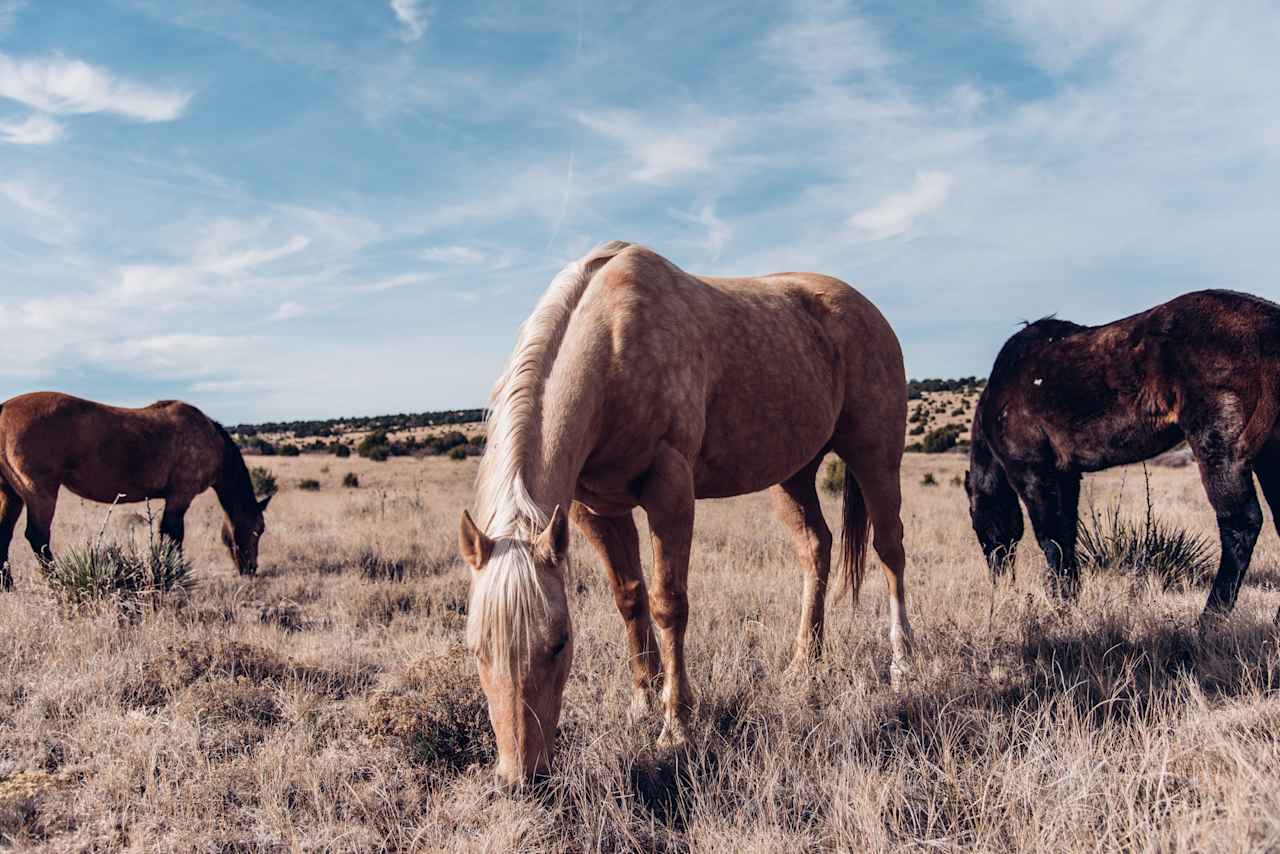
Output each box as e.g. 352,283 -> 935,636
40,502 -> 195,617
1077,465 -> 1214,591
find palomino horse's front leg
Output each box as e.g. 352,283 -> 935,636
569,503 -> 661,720
640,443 -> 696,749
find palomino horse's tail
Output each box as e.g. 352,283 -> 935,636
836,465 -> 872,604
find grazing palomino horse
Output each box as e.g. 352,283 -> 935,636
458,241 -> 912,787
0,392 -> 271,589
966,290 -> 1280,621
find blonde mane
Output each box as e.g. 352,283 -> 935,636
467,240 -> 631,669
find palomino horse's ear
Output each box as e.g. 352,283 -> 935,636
459,510 -> 494,572
258,495 -> 272,513
534,505 -> 570,566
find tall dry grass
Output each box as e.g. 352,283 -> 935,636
2,453 -> 1279,851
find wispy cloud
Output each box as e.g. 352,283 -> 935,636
0,111 -> 62,144
421,245 -> 486,265
390,0 -> 429,42
763,3 -> 893,84
576,108 -> 735,184
0,52 -> 191,121
849,171 -> 953,240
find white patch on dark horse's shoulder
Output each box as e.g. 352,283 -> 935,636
1033,378 -> 1043,387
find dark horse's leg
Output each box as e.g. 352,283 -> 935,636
1189,427 -> 1263,618
159,497 -> 192,547
770,454 -> 833,669
1013,467 -> 1082,599
0,479 -> 23,591
1253,440 -> 1280,538
23,487 -> 57,566
569,502 -> 661,721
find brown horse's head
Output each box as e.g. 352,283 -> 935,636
965,440 -> 1023,577
458,505 -> 573,790
222,496 -> 271,575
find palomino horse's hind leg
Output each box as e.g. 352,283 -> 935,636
639,442 -> 696,749
771,456 -> 833,669
1013,468 -> 1082,600
844,455 -> 913,689
569,503 -> 661,721
1189,432 -> 1262,620
0,480 -> 22,591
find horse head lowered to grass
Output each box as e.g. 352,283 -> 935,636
0,392 -> 270,589
459,241 -> 914,788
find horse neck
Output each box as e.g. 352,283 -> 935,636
214,437 -> 255,521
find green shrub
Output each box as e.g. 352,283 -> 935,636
821,458 -> 845,496
298,479 -> 321,492
909,424 -> 925,436
249,466 -> 278,499
448,446 -> 467,461
342,472 -> 360,489
332,443 -> 351,458
921,472 -> 938,486
905,442 -> 924,453
951,407 -> 966,417
921,424 -> 965,454
358,430 -> 391,460
278,443 -> 301,457
41,535 -> 194,617
1077,468 -> 1214,590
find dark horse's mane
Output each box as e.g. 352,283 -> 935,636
987,315 -> 1089,389
212,421 -> 258,512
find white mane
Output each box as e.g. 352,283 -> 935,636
467,240 -> 631,669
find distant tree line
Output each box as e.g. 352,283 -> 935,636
907,377 -> 985,400
229,408 -> 486,439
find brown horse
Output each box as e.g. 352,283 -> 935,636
458,241 -> 912,787
0,392 -> 270,589
966,290 -> 1280,621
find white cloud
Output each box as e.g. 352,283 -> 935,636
421,245 -> 486,265
675,203 -> 730,260
576,108 -> 735,184
849,171 -> 953,240
0,52 -> 191,121
359,272 -> 435,292
81,334 -> 249,379
0,111 -> 62,144
272,301 -> 305,321
390,0 -> 429,42
763,5 -> 893,84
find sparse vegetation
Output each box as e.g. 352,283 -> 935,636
821,457 -> 845,495
298,478 -> 321,492
0,451 -> 1273,852
921,471 -> 938,486
342,472 -> 360,489
921,423 -> 965,453
40,532 -> 194,617
249,466 -> 278,499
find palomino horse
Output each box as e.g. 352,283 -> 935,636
0,392 -> 271,589
458,241 -> 912,787
966,290 -> 1280,621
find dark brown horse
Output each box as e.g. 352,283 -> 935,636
0,392 -> 270,589
966,290 -> 1280,621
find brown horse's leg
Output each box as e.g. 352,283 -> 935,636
842,451 -> 913,687
159,497 -> 192,547
570,503 -> 661,720
1012,467 -> 1082,600
23,489 -> 57,566
0,479 -> 23,591
771,455 -> 832,669
639,442 -> 696,749
1254,440 -> 1280,537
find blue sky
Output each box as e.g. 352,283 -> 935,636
2,1 -> 1278,423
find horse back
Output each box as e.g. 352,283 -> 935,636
0,391 -> 223,503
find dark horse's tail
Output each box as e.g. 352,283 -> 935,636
836,465 -> 872,604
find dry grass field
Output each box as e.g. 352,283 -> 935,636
3,451 -> 1280,852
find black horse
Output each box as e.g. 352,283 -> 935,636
965,290 -> 1280,621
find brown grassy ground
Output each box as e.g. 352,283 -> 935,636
3,453 -> 1280,851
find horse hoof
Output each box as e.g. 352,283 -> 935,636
656,721 -> 688,751
628,690 -> 656,723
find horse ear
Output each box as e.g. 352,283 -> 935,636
257,495 -> 272,513
459,510 -> 494,572
534,505 -> 570,566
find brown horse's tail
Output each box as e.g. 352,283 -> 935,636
835,463 -> 872,605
